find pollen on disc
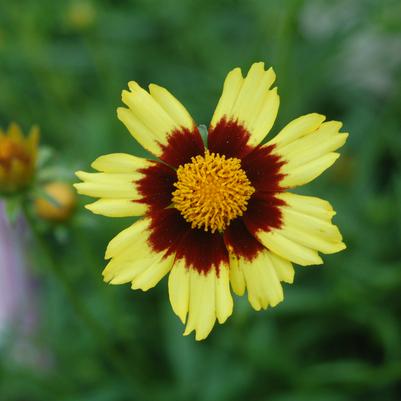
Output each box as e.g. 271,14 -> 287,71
172,150 -> 255,233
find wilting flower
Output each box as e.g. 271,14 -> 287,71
0,123 -> 39,194
75,62 -> 348,340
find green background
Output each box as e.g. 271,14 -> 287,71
1,0 -> 401,400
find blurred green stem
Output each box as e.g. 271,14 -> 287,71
21,202 -> 136,387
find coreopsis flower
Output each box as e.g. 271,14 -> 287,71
0,123 -> 39,194
75,62 -> 348,340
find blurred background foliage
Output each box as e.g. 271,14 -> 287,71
1,0 -> 401,400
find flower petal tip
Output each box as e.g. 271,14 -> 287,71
104,247 -> 112,260
102,273 -> 112,283
182,327 -> 192,337
336,242 -> 347,252
74,171 -> 86,180
148,83 -> 160,91
83,203 -> 99,215
128,81 -> 140,92
72,183 -> 82,192
116,106 -> 126,117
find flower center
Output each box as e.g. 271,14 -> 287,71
172,150 -> 255,233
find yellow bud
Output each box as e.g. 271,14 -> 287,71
35,182 -> 76,222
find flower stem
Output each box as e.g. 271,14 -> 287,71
21,202 -> 136,386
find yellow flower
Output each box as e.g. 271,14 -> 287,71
75,62 -> 348,340
35,182 -> 76,222
0,123 -> 39,194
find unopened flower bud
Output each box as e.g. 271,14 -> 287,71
35,182 -> 76,222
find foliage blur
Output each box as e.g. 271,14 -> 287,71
1,0 -> 401,400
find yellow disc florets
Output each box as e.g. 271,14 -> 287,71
172,150 -> 255,233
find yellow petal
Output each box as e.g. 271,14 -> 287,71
118,81 -> 197,158
280,152 -> 340,187
257,192 -> 345,265
269,252 -> 294,284
215,265 -> 233,324
102,218 -> 172,289
123,83 -> 176,139
183,268 -> 217,341
272,118 -> 348,188
148,84 -> 194,129
168,259 -> 190,324
104,247 -> 159,284
276,192 -> 335,220
105,218 -> 150,259
74,182 -> 139,199
256,230 -> 323,266
231,62 -> 267,122
169,261 -> 232,341
182,269 -> 204,337
269,113 -> 326,147
239,251 -> 284,311
277,200 -> 346,255
228,252 -> 246,296
75,171 -> 143,184
210,67 -> 243,127
104,254 -> 158,285
91,153 -> 151,173
250,87 -> 280,145
280,133 -> 348,170
131,253 -> 174,291
210,62 -> 279,146
276,121 -> 345,156
85,199 -> 146,217
117,107 -> 161,155
269,114 -> 348,187
281,207 -> 342,241
281,224 -> 345,255
75,154 -> 152,217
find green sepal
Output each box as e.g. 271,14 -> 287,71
32,187 -> 61,208
198,124 -> 208,144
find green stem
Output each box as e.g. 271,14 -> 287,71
21,202 -> 136,386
